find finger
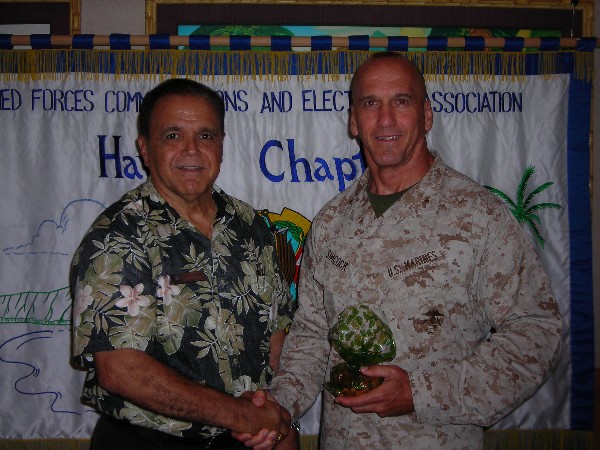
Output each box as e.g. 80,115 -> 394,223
231,431 -> 253,443
274,431 -> 286,445
360,364 -> 395,378
276,422 -> 290,439
334,388 -> 380,408
238,429 -> 273,448
252,430 -> 277,450
252,389 -> 268,407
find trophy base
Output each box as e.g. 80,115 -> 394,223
325,362 -> 384,397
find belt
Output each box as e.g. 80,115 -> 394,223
101,415 -> 244,449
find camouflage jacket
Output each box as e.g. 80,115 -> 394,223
71,180 -> 295,438
271,156 -> 561,449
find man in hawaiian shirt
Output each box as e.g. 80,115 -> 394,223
71,78 -> 296,450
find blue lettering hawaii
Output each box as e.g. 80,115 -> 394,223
260,139 -> 365,192
98,135 -> 145,180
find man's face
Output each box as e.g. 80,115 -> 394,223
137,94 -> 224,207
350,57 -> 433,172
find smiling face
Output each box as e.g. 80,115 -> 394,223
137,94 -> 224,209
350,56 -> 433,179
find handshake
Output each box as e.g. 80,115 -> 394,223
233,305 -> 396,449
234,390 -> 296,450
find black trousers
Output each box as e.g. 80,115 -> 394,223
91,415 -> 248,450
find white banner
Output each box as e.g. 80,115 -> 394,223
0,72 -> 572,438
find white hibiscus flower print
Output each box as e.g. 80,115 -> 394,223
156,275 -> 181,306
116,283 -> 151,316
73,284 -> 94,326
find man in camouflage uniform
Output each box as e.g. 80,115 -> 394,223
71,79 -> 295,450
239,52 -> 562,450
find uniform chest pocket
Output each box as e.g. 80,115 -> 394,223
315,250 -> 390,330
315,259 -> 351,327
383,257 -> 472,364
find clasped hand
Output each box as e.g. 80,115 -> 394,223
232,365 -> 413,449
234,390 -> 296,449
334,364 -> 415,417
235,390 -> 291,448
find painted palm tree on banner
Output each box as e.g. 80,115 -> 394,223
485,165 -> 562,248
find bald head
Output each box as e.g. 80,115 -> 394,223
350,52 -> 428,107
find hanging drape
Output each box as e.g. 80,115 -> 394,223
0,36 -> 595,449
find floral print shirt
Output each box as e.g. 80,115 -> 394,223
71,180 -> 295,438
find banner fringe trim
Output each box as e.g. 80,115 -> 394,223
0,49 -> 593,82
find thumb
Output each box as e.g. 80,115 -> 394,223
252,389 -> 268,407
360,364 -> 392,378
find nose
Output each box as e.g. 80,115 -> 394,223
377,103 -> 396,128
183,136 -> 200,155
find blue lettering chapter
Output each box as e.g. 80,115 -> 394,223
259,138 -> 365,191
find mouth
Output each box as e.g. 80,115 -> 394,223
177,165 -> 203,170
376,135 -> 401,142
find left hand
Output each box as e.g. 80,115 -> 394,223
234,428 -> 278,450
234,426 -> 298,450
333,364 -> 415,417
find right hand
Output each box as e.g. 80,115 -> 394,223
233,390 -> 295,449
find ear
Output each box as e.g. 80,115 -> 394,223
424,100 -> 433,133
349,109 -> 359,138
137,136 -> 149,166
